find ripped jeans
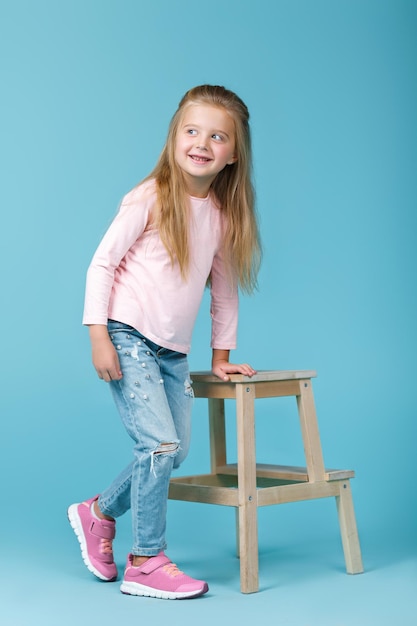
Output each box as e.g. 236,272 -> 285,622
97,321 -> 194,556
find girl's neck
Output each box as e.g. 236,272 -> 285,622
183,174 -> 213,199
189,191 -> 209,200
186,184 -> 210,199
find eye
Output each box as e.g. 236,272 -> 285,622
186,128 -> 197,135
212,133 -> 224,141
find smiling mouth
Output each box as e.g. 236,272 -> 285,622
189,155 -> 212,163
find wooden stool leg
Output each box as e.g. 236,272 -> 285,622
235,508 -> 240,558
336,480 -> 364,574
208,398 -> 226,471
236,384 -> 258,593
296,380 -> 326,481
209,398 -> 243,561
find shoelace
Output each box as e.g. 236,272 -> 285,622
162,562 -> 183,578
100,538 -> 114,555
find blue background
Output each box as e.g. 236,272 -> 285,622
1,1 -> 416,624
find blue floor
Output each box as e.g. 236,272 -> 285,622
2,500 -> 416,626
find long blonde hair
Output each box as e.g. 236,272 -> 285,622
145,84 -> 261,293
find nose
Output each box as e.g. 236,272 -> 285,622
195,135 -> 208,150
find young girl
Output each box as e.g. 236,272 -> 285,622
68,84 -> 261,600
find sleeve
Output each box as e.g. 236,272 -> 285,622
209,246 -> 239,349
82,186 -> 153,325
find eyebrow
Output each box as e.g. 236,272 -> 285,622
182,123 -> 230,139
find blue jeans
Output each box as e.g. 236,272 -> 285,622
97,321 -> 194,556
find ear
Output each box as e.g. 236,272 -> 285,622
227,155 -> 238,165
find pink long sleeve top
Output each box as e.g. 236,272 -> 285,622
82,179 -> 238,354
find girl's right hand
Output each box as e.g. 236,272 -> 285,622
89,325 -> 123,382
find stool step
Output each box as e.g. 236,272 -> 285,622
169,472 -> 353,507
169,474 -> 239,505
218,463 -> 355,482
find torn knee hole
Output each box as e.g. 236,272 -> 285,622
154,442 -> 179,455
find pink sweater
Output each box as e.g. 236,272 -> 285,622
83,179 -> 238,354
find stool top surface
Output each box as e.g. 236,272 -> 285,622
190,370 -> 317,383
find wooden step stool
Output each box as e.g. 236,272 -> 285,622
169,370 -> 363,593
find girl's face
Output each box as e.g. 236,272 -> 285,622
174,103 -> 237,197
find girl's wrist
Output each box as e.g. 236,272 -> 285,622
212,348 -> 230,367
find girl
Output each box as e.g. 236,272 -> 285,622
68,84 -> 261,600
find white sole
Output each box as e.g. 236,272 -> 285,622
120,580 -> 208,600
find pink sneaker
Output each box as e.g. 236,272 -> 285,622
120,552 -> 209,599
67,495 -> 117,581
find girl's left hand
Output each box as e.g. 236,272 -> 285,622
212,360 -> 257,382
